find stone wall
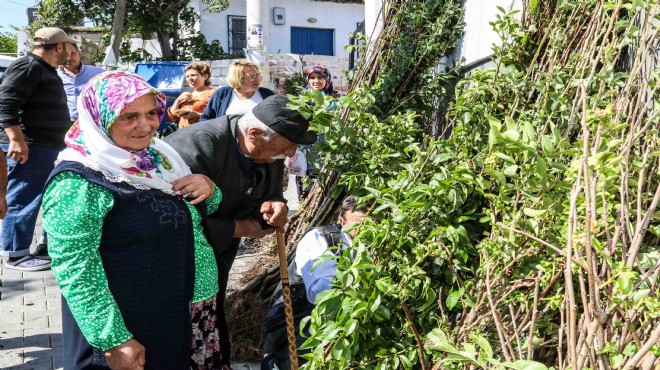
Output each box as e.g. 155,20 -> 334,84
117,54 -> 350,94
202,54 -> 350,94
269,54 -> 350,94
77,37 -> 104,66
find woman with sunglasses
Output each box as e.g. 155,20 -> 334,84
200,60 -> 275,120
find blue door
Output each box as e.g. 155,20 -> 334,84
291,27 -> 334,55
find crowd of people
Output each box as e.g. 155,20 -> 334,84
0,27 -> 351,370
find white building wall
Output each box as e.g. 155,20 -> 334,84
453,0 -> 523,66
196,0 -> 364,57
198,0 -> 246,54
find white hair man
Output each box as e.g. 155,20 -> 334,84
165,94 -> 317,368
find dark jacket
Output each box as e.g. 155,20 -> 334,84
200,86 -> 275,121
165,114 -> 286,365
0,53 -> 71,146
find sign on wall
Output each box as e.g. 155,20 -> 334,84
247,24 -> 263,49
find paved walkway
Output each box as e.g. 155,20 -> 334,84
0,176 -> 299,369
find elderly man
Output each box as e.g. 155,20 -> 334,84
261,195 -> 366,370
0,27 -> 77,271
165,94 -> 317,367
57,42 -> 104,122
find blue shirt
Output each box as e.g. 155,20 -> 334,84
57,64 -> 105,121
295,228 -> 351,303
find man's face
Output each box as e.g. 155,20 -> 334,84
63,46 -> 81,70
340,210 -> 366,238
56,42 -> 73,65
248,131 -> 297,164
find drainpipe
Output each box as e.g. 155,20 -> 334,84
245,0 -> 270,88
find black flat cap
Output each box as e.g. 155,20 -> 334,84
252,95 -> 317,145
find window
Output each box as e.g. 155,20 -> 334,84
228,15 -> 247,54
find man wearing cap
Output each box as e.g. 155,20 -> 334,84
165,94 -> 317,367
0,27 -> 77,271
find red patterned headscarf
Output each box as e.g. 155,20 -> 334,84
305,65 -> 336,96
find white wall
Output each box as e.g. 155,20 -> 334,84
453,0 -> 523,66
196,0 -> 364,58
198,0 -> 246,54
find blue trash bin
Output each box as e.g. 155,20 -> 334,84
134,62 -> 188,131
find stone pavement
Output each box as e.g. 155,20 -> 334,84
0,175 -> 300,369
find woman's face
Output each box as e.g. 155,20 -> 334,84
185,69 -> 208,91
109,94 -> 160,151
239,66 -> 261,93
308,72 -> 327,91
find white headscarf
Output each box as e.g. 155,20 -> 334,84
57,71 -> 191,195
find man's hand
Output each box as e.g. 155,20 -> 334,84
171,174 -> 214,205
5,126 -> 28,164
105,339 -> 145,370
0,154 -> 6,219
260,201 -> 288,227
0,197 -> 7,219
233,219 -> 275,238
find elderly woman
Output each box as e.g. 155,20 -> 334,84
167,61 -> 216,129
42,71 -> 224,370
200,59 -> 275,120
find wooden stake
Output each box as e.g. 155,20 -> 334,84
276,229 -> 300,370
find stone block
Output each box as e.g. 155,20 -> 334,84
0,309 -> 23,324
46,297 -> 61,310
0,348 -> 23,367
0,317 -> 48,332
0,266 -> 25,278
0,290 -> 25,305
15,355 -> 55,369
0,329 -> 25,349
23,296 -> 48,309
48,315 -> 63,329
24,328 -> 58,348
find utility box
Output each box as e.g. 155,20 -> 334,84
134,61 -> 187,130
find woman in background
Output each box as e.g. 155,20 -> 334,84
201,60 -> 274,120
305,65 -> 339,99
295,65 -> 339,200
168,61 -> 216,129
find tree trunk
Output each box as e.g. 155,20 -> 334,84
107,0 -> 126,69
171,14 -> 178,61
155,28 -> 172,61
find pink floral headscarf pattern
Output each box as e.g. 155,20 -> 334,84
58,71 -> 191,194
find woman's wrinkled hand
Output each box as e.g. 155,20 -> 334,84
172,174 -> 214,205
105,339 -> 145,370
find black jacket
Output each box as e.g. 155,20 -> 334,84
0,53 -> 70,146
166,114 -> 286,253
165,114 -> 286,364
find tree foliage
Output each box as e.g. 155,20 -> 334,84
254,0 -> 660,369
0,26 -> 18,55
28,0 -> 230,61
